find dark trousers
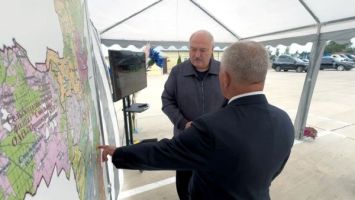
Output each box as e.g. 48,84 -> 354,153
176,170 -> 192,200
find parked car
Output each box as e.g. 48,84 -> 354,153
345,53 -> 355,62
302,58 -> 309,62
272,55 -> 308,72
320,56 -> 354,71
331,54 -> 352,62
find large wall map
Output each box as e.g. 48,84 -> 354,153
0,0 -> 107,199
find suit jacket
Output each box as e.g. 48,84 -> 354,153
112,94 -> 294,200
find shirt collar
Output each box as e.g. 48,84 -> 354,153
183,59 -> 219,76
228,91 -> 264,104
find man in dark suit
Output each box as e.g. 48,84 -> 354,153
98,41 -> 295,200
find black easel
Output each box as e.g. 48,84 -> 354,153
122,95 -> 149,145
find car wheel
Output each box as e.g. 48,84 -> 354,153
275,66 -> 281,72
296,66 -> 304,73
284,69 -> 288,72
337,65 -> 345,71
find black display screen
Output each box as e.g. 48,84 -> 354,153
109,50 -> 147,101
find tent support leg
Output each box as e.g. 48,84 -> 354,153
293,34 -> 326,140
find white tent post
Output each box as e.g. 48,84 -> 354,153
293,32 -> 326,140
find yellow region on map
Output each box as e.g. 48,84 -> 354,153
46,49 -> 82,103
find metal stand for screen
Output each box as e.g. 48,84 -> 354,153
122,95 -> 157,173
122,95 -> 150,145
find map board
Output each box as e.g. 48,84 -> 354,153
0,0 -> 120,199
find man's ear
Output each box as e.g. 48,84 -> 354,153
222,70 -> 231,89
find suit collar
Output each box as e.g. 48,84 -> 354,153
228,94 -> 268,106
228,91 -> 264,104
183,59 -> 219,76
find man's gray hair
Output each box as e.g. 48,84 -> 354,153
221,41 -> 269,84
189,30 -> 215,47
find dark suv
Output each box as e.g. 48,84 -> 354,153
272,55 -> 308,72
320,56 -> 354,71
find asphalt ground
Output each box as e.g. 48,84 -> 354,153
114,69 -> 355,200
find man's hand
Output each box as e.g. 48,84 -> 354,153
97,145 -> 116,162
185,121 -> 192,129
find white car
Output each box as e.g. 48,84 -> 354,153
331,54 -> 352,62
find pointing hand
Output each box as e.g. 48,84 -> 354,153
97,145 -> 116,162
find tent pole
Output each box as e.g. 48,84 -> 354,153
100,0 -> 163,35
293,27 -> 326,139
189,0 -> 240,40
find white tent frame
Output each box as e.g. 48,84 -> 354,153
93,0 -> 355,139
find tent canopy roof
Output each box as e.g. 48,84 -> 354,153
88,0 -> 355,48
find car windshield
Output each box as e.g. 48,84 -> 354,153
294,57 -> 306,62
343,58 -> 354,62
333,57 -> 344,62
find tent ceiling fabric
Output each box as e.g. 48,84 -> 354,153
193,0 -> 316,38
89,0 -> 237,48
88,0 -> 355,48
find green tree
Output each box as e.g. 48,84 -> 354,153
299,51 -> 310,60
324,41 -> 347,54
275,48 -> 280,57
266,46 -> 275,61
345,42 -> 355,53
292,50 -> 300,58
177,54 -> 182,65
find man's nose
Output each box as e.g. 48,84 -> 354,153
195,50 -> 201,57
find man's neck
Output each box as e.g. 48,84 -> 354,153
194,66 -> 209,72
196,68 -> 208,72
226,83 -> 264,99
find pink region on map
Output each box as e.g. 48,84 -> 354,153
32,128 -> 70,187
0,46 -> 22,141
16,44 -> 47,76
29,94 -> 70,187
66,96 -> 84,144
0,155 -> 13,199
74,32 -> 88,83
1,40 -> 72,195
0,86 -> 14,140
